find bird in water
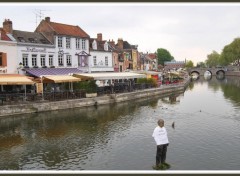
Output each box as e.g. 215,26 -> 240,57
172,122 -> 175,129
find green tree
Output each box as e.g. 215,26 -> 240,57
205,50 -> 220,67
185,60 -> 194,68
220,38 -> 240,66
156,48 -> 174,65
196,62 -> 206,68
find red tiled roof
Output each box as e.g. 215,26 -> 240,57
0,28 -> 11,41
148,53 -> 157,60
48,22 -> 89,38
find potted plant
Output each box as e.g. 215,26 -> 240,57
85,80 -> 98,98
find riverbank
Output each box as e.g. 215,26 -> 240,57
0,78 -> 191,117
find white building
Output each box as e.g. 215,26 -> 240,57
12,30 -> 55,72
89,33 -> 114,72
35,17 -> 91,73
0,19 -> 17,74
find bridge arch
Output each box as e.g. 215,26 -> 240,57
216,69 -> 225,75
190,71 -> 200,76
188,68 -> 226,77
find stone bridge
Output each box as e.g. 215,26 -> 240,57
187,68 -> 226,76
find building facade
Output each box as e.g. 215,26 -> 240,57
12,30 -> 55,74
0,19 -> 18,74
35,17 -> 90,72
89,33 -> 114,72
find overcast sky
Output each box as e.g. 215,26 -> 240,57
1,3 -> 240,65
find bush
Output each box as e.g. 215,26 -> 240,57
136,78 -> 158,87
73,80 -> 97,93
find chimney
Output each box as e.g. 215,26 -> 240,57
97,33 -> 102,41
118,38 -> 123,49
109,39 -> 115,46
45,17 -> 50,23
3,19 -> 13,34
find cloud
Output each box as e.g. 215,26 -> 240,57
2,3 -> 240,65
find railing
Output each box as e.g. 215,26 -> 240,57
0,81 -> 187,106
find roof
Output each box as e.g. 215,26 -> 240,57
0,74 -> 35,85
41,75 -> 81,83
89,39 -> 111,52
148,53 -> 157,60
25,68 -> 84,78
12,30 -> 51,44
47,21 -> 89,38
73,72 -> 146,80
0,28 -> 11,41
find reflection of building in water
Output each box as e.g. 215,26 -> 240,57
161,93 -> 183,104
169,95 -> 177,103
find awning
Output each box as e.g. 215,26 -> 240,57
73,72 -> 146,80
0,74 -> 35,85
41,75 -> 81,83
25,68 -> 84,77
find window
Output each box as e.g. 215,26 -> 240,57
40,39 -> 48,44
29,38 -> 37,43
93,56 -> 97,66
58,55 -> 63,66
22,54 -> 28,67
92,41 -> 97,50
49,55 -> 53,66
32,54 -> 37,67
58,36 -> 63,48
76,38 -> 80,49
104,42 -> 108,51
82,39 -> 86,50
105,56 -> 108,66
18,37 -> 25,42
0,53 -> 7,67
66,37 -> 71,49
0,53 -> 2,66
40,55 -> 46,67
66,55 -> 72,66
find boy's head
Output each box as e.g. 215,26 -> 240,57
158,119 -> 164,128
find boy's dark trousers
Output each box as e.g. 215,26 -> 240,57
156,144 -> 168,166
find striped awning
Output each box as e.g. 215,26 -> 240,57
25,68 -> 84,77
0,74 -> 35,85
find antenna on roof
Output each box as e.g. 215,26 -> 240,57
33,9 -> 51,28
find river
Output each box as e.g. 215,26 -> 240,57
0,75 -> 240,170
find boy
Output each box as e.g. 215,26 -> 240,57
152,119 -> 170,170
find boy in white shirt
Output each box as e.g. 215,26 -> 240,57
152,119 -> 170,170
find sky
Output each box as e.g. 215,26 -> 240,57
1,3 -> 240,65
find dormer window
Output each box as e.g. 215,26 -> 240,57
104,42 -> 108,51
18,37 -> 25,42
28,38 -> 37,43
40,39 -> 48,44
92,40 -> 97,50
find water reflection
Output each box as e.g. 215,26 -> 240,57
1,76 -> 240,170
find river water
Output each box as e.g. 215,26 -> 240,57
0,76 -> 240,171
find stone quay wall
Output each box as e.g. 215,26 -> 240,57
225,71 -> 240,76
0,79 -> 190,117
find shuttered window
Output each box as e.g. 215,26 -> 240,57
0,52 -> 7,67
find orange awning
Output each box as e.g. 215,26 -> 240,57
0,74 -> 35,85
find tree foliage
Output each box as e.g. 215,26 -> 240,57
196,62 -> 206,68
220,38 -> 240,66
185,60 -> 194,68
156,48 -> 174,65
206,50 -> 221,67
